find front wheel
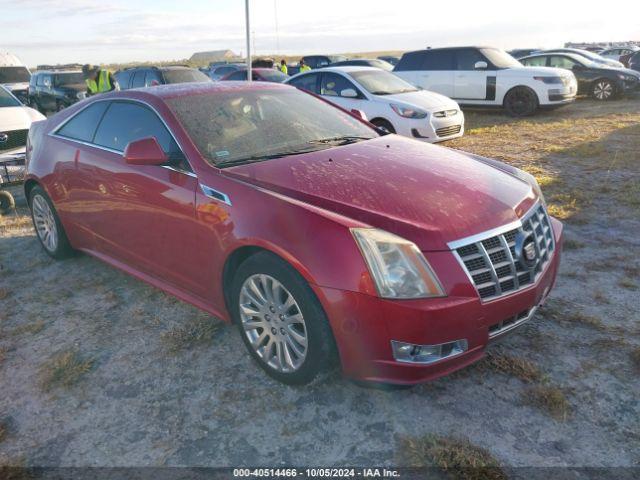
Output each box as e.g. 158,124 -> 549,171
503,87 -> 538,117
230,252 -> 337,385
29,186 -> 74,259
591,79 -> 615,101
371,118 -> 396,134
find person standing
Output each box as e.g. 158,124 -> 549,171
82,64 -> 117,96
279,59 -> 288,75
299,59 -> 311,73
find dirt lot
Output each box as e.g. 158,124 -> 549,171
1,96 -> 639,473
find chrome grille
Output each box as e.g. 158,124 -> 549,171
0,129 -> 28,153
452,204 -> 555,301
435,124 -> 462,137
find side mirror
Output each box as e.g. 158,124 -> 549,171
123,137 -> 167,166
341,88 -> 359,98
350,109 -> 368,121
474,61 -> 488,70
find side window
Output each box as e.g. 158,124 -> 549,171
423,50 -> 454,71
522,56 -> 548,67
131,70 -> 146,88
548,56 -> 577,69
56,102 -> 109,142
455,49 -> 487,70
289,73 -> 320,93
42,75 -> 52,88
320,73 -> 358,97
145,70 -> 162,87
115,71 -> 132,89
395,51 -> 428,71
36,74 -> 44,86
93,102 -> 180,155
227,70 -> 248,81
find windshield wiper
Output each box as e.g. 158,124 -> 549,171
216,145 -> 328,168
307,135 -> 374,146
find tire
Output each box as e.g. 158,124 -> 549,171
591,79 -> 615,101
55,101 -> 64,112
503,86 -> 538,117
371,118 -> 396,134
230,251 -> 337,385
0,190 -> 15,215
28,185 -> 74,259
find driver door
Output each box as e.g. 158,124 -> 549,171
453,48 -> 492,100
319,72 -> 364,112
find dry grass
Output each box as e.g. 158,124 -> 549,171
564,312 -> 605,330
562,238 -> 585,250
9,320 -> 45,337
631,348 -> 640,372
0,421 -> 6,443
0,288 -> 9,300
39,350 -> 94,392
481,351 -> 543,383
399,434 -> 507,480
617,277 -> 638,291
161,316 -> 222,354
524,385 -> 571,421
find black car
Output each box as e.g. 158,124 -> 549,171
116,66 -> 210,90
520,52 -> 639,100
28,70 -> 85,113
507,49 -> 540,59
330,59 -> 394,71
301,55 -> 347,69
377,55 -> 399,66
628,51 -> 640,73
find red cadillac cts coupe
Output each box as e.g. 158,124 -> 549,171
25,82 -> 563,386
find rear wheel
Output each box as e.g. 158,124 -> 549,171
591,79 -> 615,100
29,186 -> 74,259
0,190 -> 15,215
230,252 -> 337,385
503,86 -> 538,117
371,118 -> 396,134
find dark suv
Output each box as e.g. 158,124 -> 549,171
28,70 -> 85,113
115,66 -> 210,90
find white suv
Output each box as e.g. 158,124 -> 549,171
394,47 -> 577,116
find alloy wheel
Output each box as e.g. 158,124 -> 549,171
593,81 -> 613,100
239,274 -> 308,373
32,194 -> 58,252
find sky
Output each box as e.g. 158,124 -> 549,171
2,0 -> 639,66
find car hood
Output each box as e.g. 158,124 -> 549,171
223,136 -> 537,251
374,90 -> 459,111
0,106 -> 45,131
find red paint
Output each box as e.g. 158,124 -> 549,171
25,83 -> 563,384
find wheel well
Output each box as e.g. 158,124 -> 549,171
222,245 -> 268,312
503,85 -> 539,107
24,179 -> 39,204
369,117 -> 395,133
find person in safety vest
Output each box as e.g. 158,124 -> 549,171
278,59 -> 288,75
299,59 -> 311,73
83,64 -> 117,96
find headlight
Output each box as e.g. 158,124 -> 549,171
351,228 -> 445,299
390,104 -> 428,119
533,76 -> 563,84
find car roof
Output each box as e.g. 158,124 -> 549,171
403,46 -> 495,55
108,81 -> 292,101
313,66 -> 382,74
35,70 -> 81,74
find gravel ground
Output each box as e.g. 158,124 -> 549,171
0,96 -> 639,472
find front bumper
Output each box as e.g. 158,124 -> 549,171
399,110 -> 464,143
314,217 -> 563,385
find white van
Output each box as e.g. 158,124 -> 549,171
0,52 -> 31,104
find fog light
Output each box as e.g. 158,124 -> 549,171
391,339 -> 468,364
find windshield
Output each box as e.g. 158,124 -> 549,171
54,72 -> 84,86
0,87 -> 21,107
350,70 -> 418,95
167,88 -> 377,167
480,48 -> 522,69
0,66 -> 31,83
163,69 -> 211,84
